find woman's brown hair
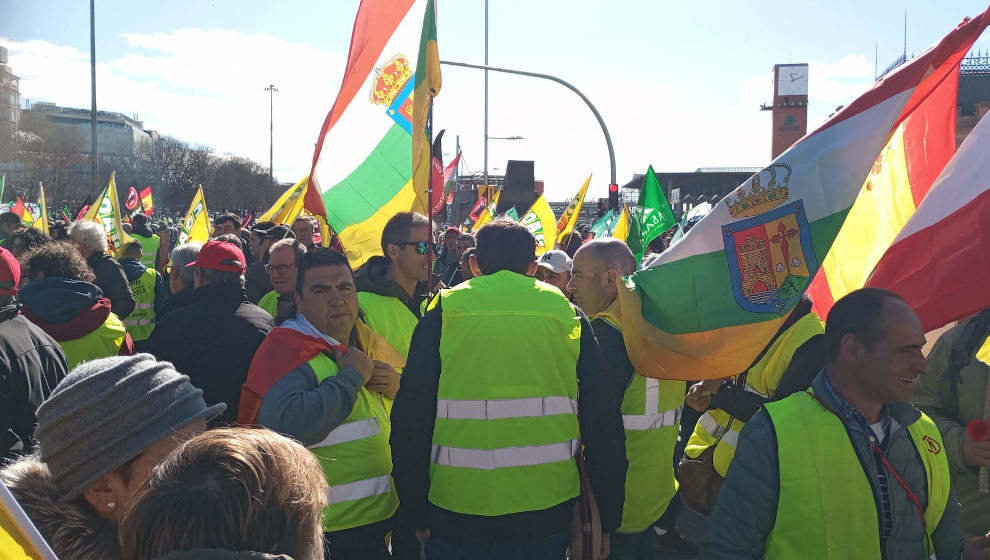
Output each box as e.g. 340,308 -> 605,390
119,427 -> 328,560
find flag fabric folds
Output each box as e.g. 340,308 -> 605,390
412,0 -> 442,215
627,166 -> 677,262
867,110 -> 990,331
611,204 -> 632,243
556,175 -> 592,246
471,188 -> 501,232
518,194 -> 558,255
589,208 -> 620,239
178,186 -> 211,245
806,62 -> 959,320
1,483 -> 58,559
429,129 -> 446,216
259,177 -> 308,225
606,9 -> 990,380
140,187 -> 154,216
309,0 -> 435,268
84,172 -> 134,256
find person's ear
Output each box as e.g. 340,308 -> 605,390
82,472 -> 128,521
605,266 -> 619,286
386,244 -> 400,260
526,261 -> 538,276
469,254 -> 482,277
838,333 -> 864,362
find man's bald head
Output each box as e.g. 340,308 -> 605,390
568,239 -> 636,316
575,239 -> 636,275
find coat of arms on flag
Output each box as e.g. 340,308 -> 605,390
722,165 -> 819,314
371,55 -> 415,133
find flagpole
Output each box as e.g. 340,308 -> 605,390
427,100 -> 435,294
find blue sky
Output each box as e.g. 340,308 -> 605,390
3,1 -> 989,200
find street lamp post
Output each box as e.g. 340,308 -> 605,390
265,84 -> 278,183
89,0 -> 98,190
441,60 -> 617,193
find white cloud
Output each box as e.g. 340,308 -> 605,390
3,31 -> 343,185
3,31 -> 880,203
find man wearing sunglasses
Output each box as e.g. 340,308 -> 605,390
354,212 -> 432,363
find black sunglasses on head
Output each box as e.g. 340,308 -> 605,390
394,241 -> 430,255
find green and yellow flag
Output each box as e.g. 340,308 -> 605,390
556,174 -> 591,246
259,177 -> 308,225
178,186 -> 211,245
518,194 -> 558,256
471,188 -> 501,232
412,0 -> 442,214
84,172 -> 133,256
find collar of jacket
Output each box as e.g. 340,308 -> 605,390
0,455 -> 121,560
811,370 -> 921,431
118,258 -> 147,282
132,225 -> 154,238
191,279 -> 248,307
0,302 -> 18,323
353,255 -> 426,316
20,278 -> 112,341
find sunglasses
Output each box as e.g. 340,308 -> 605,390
395,241 -> 430,255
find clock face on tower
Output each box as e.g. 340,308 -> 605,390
777,64 -> 808,96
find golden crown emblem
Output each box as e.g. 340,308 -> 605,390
370,55 -> 413,106
726,163 -> 792,218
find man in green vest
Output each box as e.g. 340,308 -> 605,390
130,213 -> 161,272
118,241 -> 167,342
239,248 -> 403,560
391,219 -> 627,559
354,212 -> 430,361
568,238 -> 692,559
706,288 -> 987,559
257,239 -> 306,324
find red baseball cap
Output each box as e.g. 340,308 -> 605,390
0,247 -> 20,297
185,240 -> 246,273
445,226 -> 461,237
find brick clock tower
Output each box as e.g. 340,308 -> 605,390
769,63 -> 809,159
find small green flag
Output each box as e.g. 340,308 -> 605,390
629,165 -> 677,261
503,207 -> 520,221
589,208 -> 619,238
0,175 -> 5,203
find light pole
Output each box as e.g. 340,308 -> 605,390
264,84 -> 278,183
486,135 -> 524,141
89,0 -> 98,190
441,60 -> 617,191
483,0 -> 489,189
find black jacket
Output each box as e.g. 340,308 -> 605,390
144,280 -> 273,425
244,262 -> 272,304
86,252 -> 135,319
353,256 -> 427,317
390,299 -> 627,543
158,286 -> 195,320
0,304 -> 68,461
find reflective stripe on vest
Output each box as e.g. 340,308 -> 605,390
307,418 -> 380,448
429,271 -> 581,517
59,313 -> 128,370
124,267 -> 157,341
437,396 -> 577,420
696,411 -> 740,447
123,318 -> 154,326
432,440 -> 579,470
327,475 -> 392,505
622,377 -> 682,431
764,391 -> 950,559
306,353 -> 398,532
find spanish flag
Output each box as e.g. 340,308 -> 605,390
309,0 -> 440,268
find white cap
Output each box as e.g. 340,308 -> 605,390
537,250 -> 572,274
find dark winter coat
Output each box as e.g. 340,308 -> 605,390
0,304 -> 68,461
0,454 -> 121,560
86,252 -> 135,319
144,280 -> 273,425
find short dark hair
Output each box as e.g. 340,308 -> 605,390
216,213 -> 242,229
214,233 -> 244,251
9,228 -> 51,255
475,220 -> 536,275
825,287 -> 907,362
23,242 -> 96,283
268,239 -> 307,262
0,212 -> 20,227
381,212 -> 429,255
295,248 -> 352,296
132,213 -> 149,226
122,241 -> 144,259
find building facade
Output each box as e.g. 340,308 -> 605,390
0,46 -> 20,157
22,102 -> 158,158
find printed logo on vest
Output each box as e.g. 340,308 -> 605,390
922,435 -> 942,455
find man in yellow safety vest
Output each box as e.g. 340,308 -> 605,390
391,220 -> 627,559
706,288 -> 986,559
118,241 -> 167,342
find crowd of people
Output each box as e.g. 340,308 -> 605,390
1,205 -> 990,560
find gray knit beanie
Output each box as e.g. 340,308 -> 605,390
33,353 -> 226,501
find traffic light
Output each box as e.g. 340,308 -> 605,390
608,183 -> 619,210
